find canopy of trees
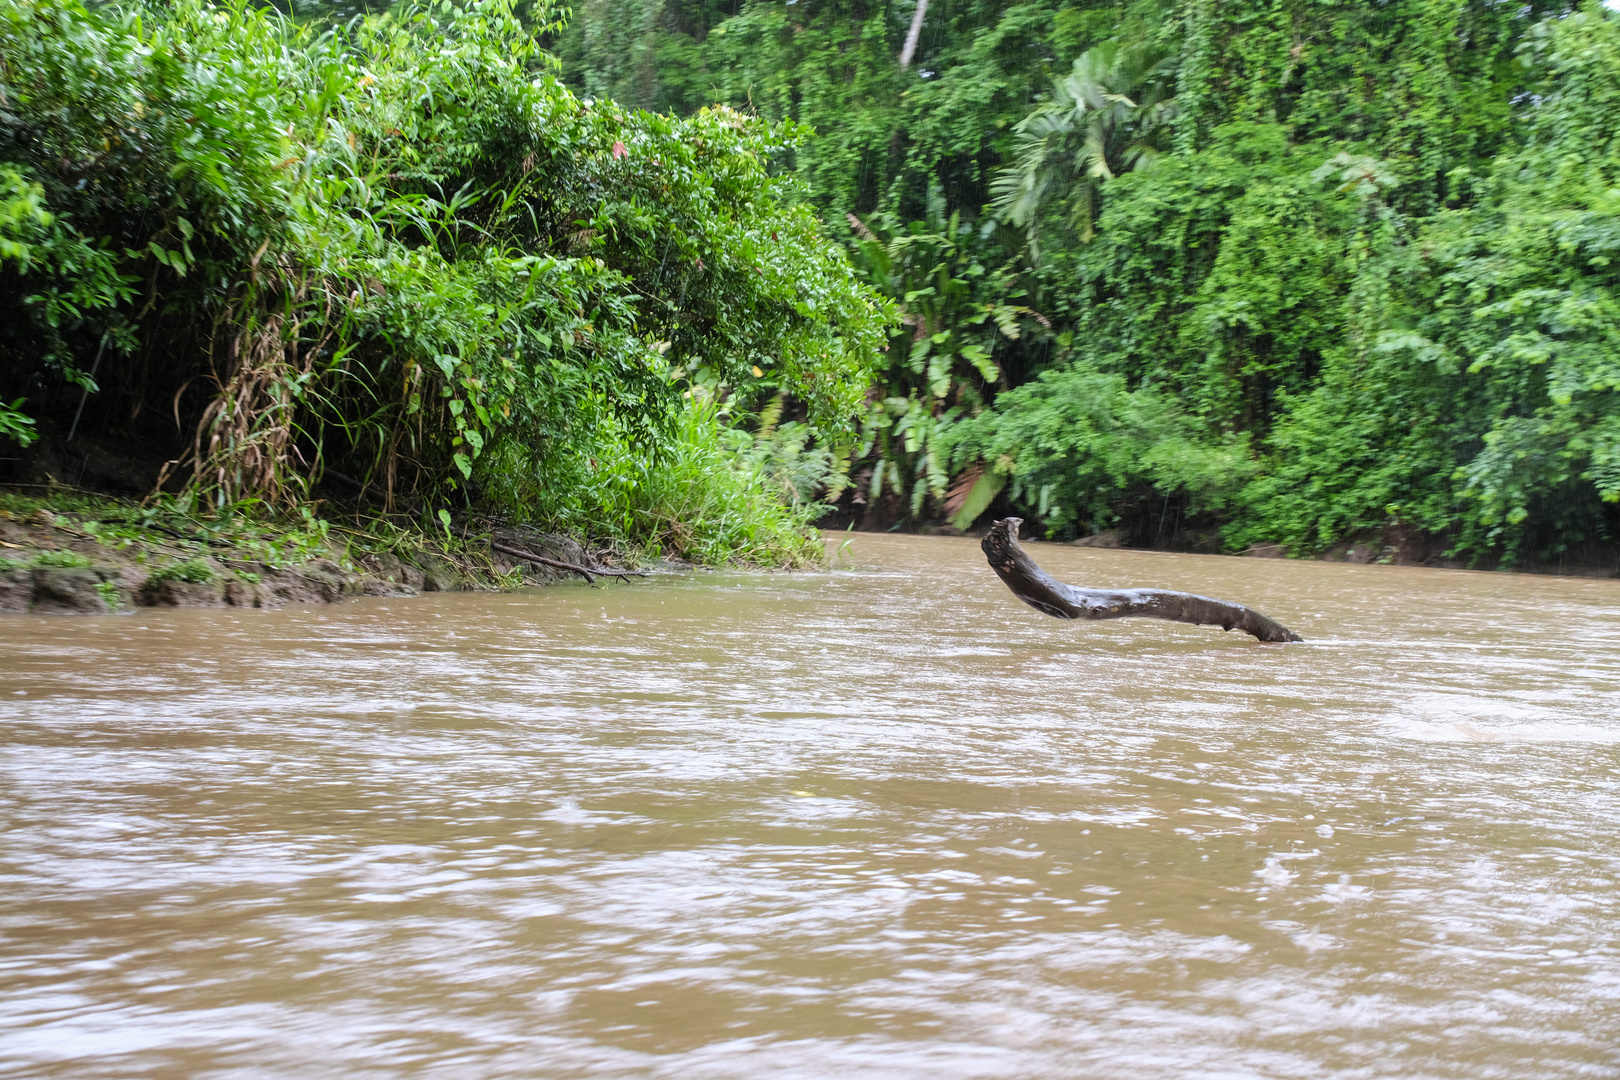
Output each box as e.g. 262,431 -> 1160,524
556,0 -> 1620,564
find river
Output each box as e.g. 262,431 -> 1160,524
1,534 -> 1617,1078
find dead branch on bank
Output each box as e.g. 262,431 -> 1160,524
981,517 -> 1303,643
489,540 -> 648,584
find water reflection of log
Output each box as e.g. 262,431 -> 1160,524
982,518 -> 1303,643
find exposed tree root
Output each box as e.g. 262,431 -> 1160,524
489,540 -> 648,584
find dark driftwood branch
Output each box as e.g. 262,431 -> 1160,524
982,517 -> 1302,642
489,541 -> 648,584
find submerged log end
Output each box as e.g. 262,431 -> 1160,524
1228,607 -> 1304,644
982,518 -> 1303,643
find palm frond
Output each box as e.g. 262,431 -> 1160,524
990,37 -> 1178,247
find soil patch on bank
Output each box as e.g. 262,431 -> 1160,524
0,488 -> 655,616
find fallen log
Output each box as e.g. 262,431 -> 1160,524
489,541 -> 648,584
981,517 -> 1302,643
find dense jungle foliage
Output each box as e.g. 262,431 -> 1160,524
0,0 -> 890,563
557,0 -> 1620,563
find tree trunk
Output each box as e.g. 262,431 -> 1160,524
982,518 -> 1302,643
899,0 -> 927,70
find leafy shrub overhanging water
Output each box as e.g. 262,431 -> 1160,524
0,0 -> 892,563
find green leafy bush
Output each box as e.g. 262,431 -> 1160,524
146,558 -> 217,584
0,0 -> 887,563
490,396 -> 828,566
0,398 -> 32,446
944,358 -> 1255,538
31,549 -> 92,568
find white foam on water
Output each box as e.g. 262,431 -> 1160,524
1387,718 -> 1620,744
1255,855 -> 1297,888
542,796 -> 611,824
1385,690 -> 1620,743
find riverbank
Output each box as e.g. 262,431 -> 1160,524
9,482 -> 1616,618
0,487 -> 652,616
899,521 -> 1620,580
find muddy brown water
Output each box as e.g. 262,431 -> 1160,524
1,534 -> 1618,1079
